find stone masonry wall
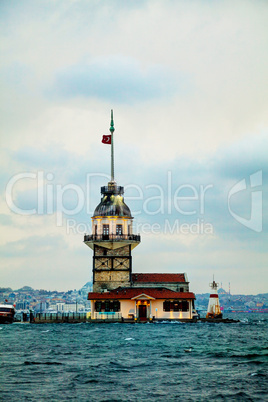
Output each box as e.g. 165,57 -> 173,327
95,245 -> 129,256
93,270 -> 130,292
93,245 -> 131,292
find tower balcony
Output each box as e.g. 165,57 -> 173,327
101,185 -> 124,195
84,233 -> 141,250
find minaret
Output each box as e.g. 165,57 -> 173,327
84,111 -> 140,292
206,277 -> 222,319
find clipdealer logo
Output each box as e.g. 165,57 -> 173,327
4,170 -> 263,233
228,170 -> 262,233
5,171 -> 214,230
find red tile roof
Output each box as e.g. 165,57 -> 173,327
132,273 -> 186,283
88,287 -> 195,300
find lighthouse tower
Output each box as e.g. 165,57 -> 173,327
84,111 -> 140,292
206,277 -> 222,319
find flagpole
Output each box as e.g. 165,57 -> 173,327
110,109 -> 115,182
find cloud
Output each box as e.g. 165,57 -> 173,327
0,0 -> 267,293
3,133 -> 267,242
0,214 -> 13,226
51,56 -> 186,103
0,234 -> 67,258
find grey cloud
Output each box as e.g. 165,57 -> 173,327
51,57 -> 188,103
0,214 -> 13,226
1,235 -> 67,258
4,134 -> 266,248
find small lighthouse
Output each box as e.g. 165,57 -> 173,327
206,277 -> 222,319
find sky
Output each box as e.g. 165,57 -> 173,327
0,0 -> 267,294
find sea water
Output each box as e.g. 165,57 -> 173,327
0,313 -> 267,401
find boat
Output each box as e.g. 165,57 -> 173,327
0,304 -> 16,324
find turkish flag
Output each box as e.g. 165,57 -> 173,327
102,135 -> 111,144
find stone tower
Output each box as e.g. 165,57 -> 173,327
84,111 -> 140,292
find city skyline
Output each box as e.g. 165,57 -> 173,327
0,1 -> 267,294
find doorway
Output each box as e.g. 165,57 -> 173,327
139,304 -> 147,321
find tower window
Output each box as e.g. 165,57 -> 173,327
103,225 -> 109,235
95,225 -> 97,235
116,225 -> 123,235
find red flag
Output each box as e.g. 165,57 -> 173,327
102,135 -> 111,144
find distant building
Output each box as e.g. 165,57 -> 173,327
16,301 -> 29,310
34,302 -> 48,312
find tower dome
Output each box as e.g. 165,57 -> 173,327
93,182 -> 132,218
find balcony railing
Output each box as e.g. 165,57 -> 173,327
35,312 -> 88,323
84,234 -> 141,242
94,312 -> 122,320
101,185 -> 124,195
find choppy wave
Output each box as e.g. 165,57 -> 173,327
24,361 -> 63,365
0,313 -> 267,401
